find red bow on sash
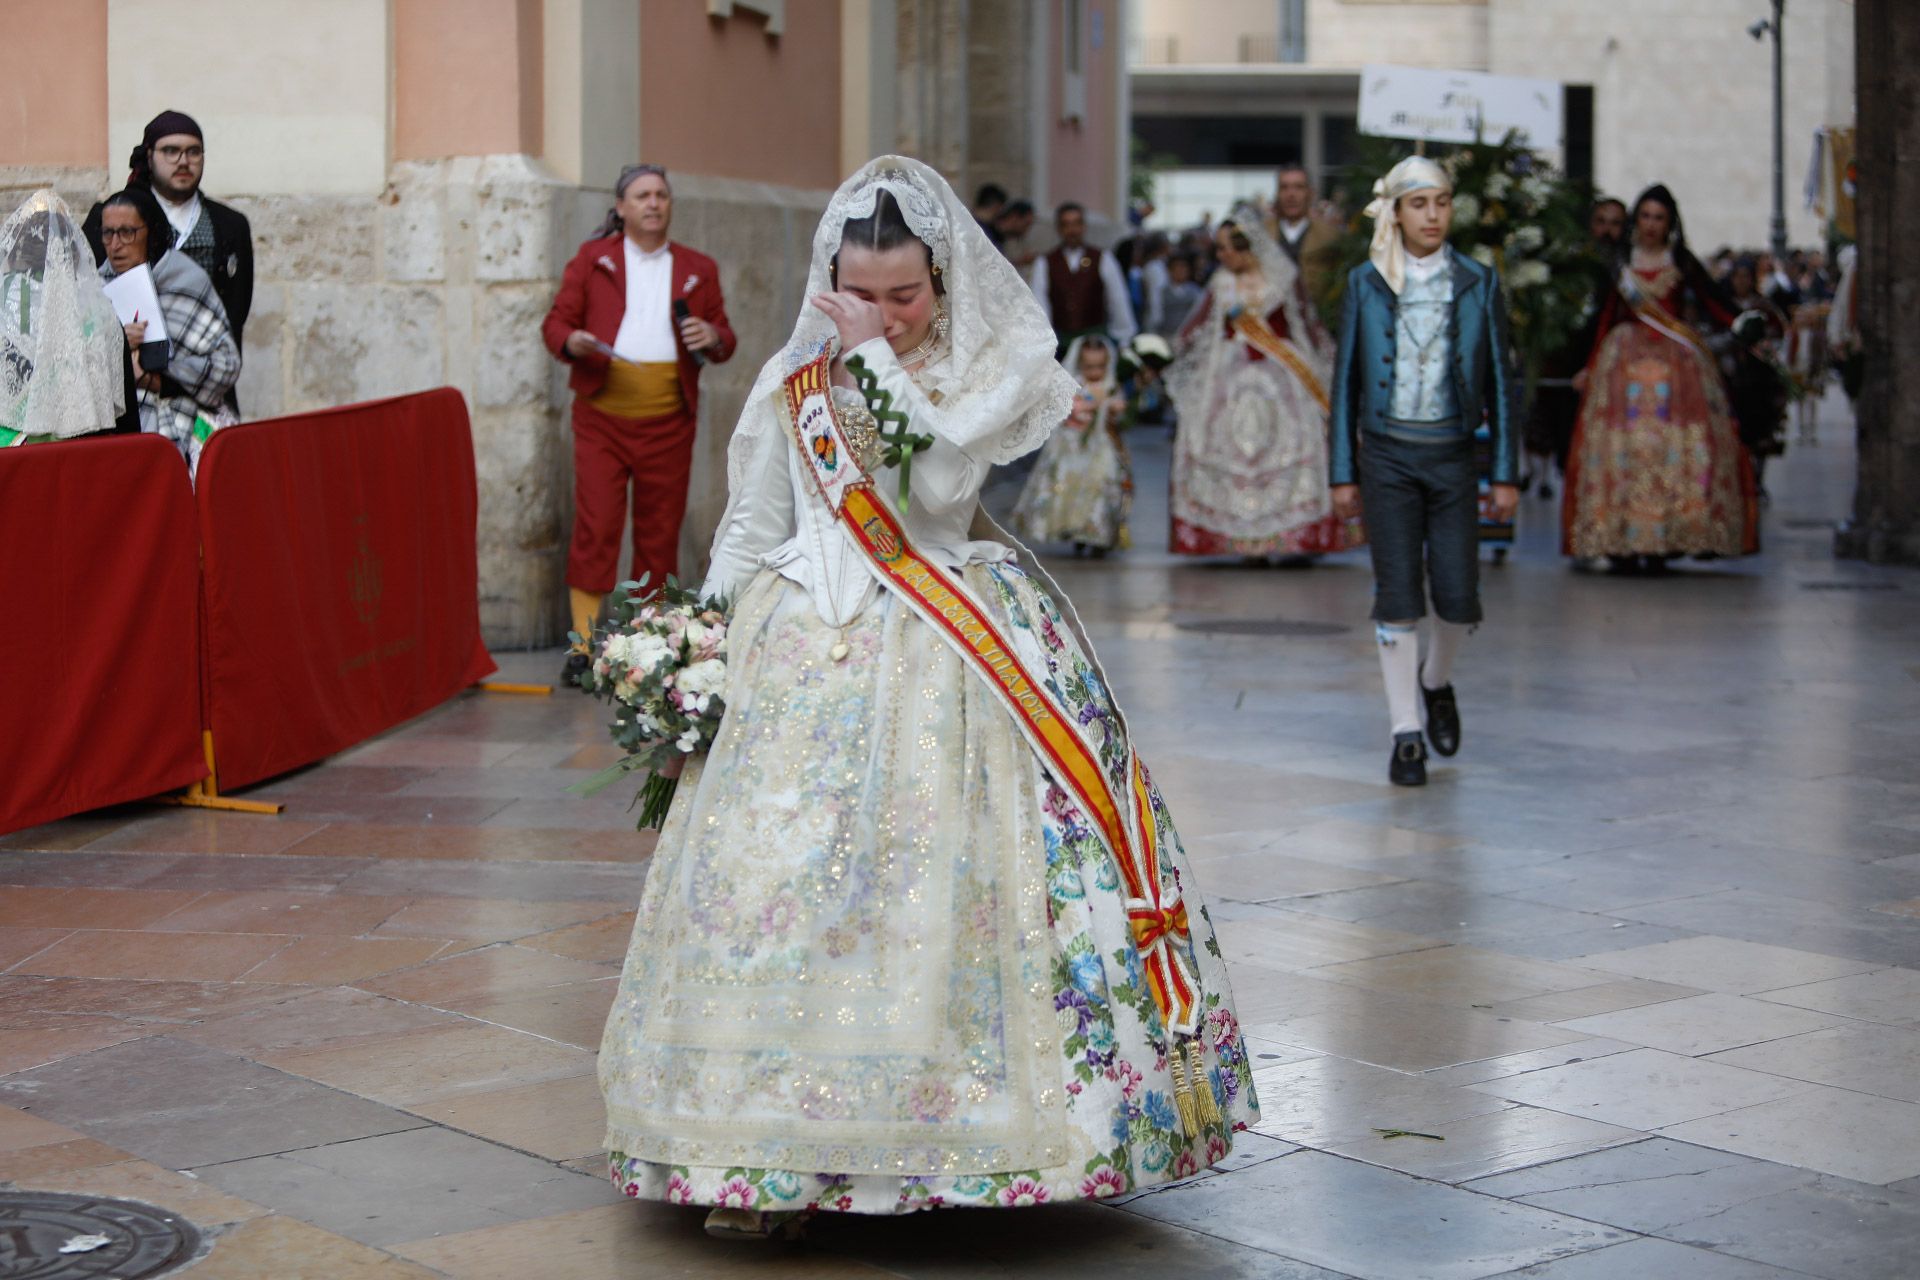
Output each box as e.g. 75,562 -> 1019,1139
1129,901 -> 1190,951
1116,766 -> 1200,1034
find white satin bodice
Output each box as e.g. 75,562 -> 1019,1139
701,338 -> 1022,627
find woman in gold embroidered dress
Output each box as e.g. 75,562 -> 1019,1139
597,157 -> 1257,1238
1562,184 -> 1758,567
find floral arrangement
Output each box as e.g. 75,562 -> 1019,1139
1321,132 -> 1602,408
569,577 -> 730,830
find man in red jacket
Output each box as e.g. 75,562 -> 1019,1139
543,163 -> 735,683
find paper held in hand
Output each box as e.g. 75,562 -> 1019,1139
101,264 -> 170,344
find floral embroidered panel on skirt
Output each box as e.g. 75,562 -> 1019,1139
1168,337 -> 1361,558
599,562 -> 1258,1214
1563,321 -> 1757,559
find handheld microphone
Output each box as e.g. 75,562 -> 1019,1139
672,298 -> 706,366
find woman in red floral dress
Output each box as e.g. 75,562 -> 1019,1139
1563,184 -> 1758,569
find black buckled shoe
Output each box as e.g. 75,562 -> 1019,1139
1422,684 -> 1460,757
561,650 -> 591,689
1390,732 -> 1428,787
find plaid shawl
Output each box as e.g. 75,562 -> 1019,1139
101,249 -> 239,458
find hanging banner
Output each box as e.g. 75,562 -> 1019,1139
1359,64 -> 1563,149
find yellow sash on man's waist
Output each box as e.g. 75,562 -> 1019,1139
778,354 -> 1202,1040
1231,310 -> 1330,412
593,359 -> 684,419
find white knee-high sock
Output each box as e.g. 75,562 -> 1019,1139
1423,619 -> 1468,691
1376,622 -> 1422,737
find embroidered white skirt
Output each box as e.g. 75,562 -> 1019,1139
600,561 -> 1257,1213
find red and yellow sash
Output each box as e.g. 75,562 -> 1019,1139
779,354 -> 1202,1038
1619,268 -> 1716,365
1231,310 -> 1330,412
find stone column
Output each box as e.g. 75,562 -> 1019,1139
1837,0 -> 1920,564
963,0 -> 1039,202
894,0 -> 971,177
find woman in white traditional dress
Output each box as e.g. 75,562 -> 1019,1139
1007,335 -> 1133,555
1,190 -> 126,446
1166,204 -> 1360,560
598,157 -> 1258,1238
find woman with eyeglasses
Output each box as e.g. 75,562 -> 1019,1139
96,185 -> 240,470
83,110 -> 254,379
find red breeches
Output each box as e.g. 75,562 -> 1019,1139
567,399 -> 697,596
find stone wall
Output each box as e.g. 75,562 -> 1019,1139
0,167 -> 112,224
6,155 -> 829,650
241,158 -> 829,649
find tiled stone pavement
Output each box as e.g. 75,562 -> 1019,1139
3,409 -> 1918,1277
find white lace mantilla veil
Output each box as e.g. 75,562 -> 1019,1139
713,155 -> 1077,533
1,190 -> 122,440
1233,202 -> 1331,375
1166,201 -> 1329,413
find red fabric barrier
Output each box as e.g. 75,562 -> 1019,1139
0,435 -> 205,834
196,389 -> 496,790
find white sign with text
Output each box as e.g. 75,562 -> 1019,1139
1359,64 -> 1563,149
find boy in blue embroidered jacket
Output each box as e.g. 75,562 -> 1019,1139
1329,156 -> 1519,786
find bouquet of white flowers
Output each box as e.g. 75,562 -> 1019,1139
569,578 -> 729,830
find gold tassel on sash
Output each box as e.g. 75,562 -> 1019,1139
1189,1038 -> 1223,1127
1168,1044 -> 1201,1138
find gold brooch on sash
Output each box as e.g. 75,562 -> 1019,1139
834,395 -> 886,474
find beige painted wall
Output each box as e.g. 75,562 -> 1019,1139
1489,0 -> 1853,251
639,0 -> 843,191
544,0 -> 641,188
840,0 -> 899,176
395,0 -> 544,160
1134,0 -> 1290,64
1309,0 -> 1489,71
1134,0 -> 1487,68
107,0 -> 389,196
0,0 -> 108,167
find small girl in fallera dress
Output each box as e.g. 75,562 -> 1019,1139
1009,335 -> 1134,556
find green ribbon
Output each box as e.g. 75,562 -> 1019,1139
0,427 -> 21,448
192,413 -> 216,444
844,352 -> 934,510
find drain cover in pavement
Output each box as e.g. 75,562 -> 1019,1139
1801,581 -> 1900,592
0,1192 -> 199,1279
1176,618 -> 1350,637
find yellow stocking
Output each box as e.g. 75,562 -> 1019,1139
568,588 -> 603,652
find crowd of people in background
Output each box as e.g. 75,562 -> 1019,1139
1008,165 -> 1858,582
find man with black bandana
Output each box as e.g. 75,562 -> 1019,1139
85,110 -> 254,368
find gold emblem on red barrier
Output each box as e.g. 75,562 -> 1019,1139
349,514 -> 383,627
